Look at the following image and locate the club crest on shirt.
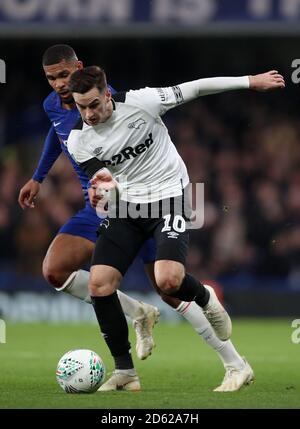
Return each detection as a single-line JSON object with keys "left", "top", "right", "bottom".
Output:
{"left": 128, "top": 118, "right": 146, "bottom": 129}
{"left": 93, "top": 147, "right": 103, "bottom": 156}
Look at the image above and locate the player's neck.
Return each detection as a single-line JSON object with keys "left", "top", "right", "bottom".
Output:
{"left": 105, "top": 101, "right": 114, "bottom": 121}
{"left": 62, "top": 100, "right": 76, "bottom": 110}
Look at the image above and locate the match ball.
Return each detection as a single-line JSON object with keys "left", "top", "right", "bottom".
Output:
{"left": 56, "top": 349, "right": 105, "bottom": 393}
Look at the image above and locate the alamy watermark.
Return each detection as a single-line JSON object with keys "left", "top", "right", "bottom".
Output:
{"left": 95, "top": 181, "right": 205, "bottom": 230}
{"left": 291, "top": 319, "right": 300, "bottom": 344}
{"left": 0, "top": 59, "right": 6, "bottom": 83}
{"left": 0, "top": 319, "right": 6, "bottom": 344}
{"left": 291, "top": 59, "right": 300, "bottom": 84}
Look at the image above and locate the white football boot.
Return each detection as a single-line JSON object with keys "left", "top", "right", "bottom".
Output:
{"left": 98, "top": 370, "right": 141, "bottom": 392}
{"left": 133, "top": 303, "right": 160, "bottom": 360}
{"left": 214, "top": 358, "right": 254, "bottom": 392}
{"left": 202, "top": 285, "right": 232, "bottom": 341}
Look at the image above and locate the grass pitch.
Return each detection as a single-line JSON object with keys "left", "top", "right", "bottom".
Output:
{"left": 0, "top": 319, "right": 299, "bottom": 409}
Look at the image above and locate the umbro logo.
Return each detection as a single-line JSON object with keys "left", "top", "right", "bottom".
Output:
{"left": 93, "top": 147, "right": 103, "bottom": 156}
{"left": 128, "top": 118, "right": 146, "bottom": 129}
{"left": 167, "top": 231, "right": 179, "bottom": 239}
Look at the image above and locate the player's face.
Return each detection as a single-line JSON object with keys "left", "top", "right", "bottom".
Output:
{"left": 73, "top": 87, "right": 112, "bottom": 126}
{"left": 44, "top": 59, "right": 83, "bottom": 105}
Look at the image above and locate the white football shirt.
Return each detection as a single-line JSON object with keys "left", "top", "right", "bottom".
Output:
{"left": 68, "top": 77, "right": 249, "bottom": 203}
{"left": 68, "top": 86, "right": 190, "bottom": 203}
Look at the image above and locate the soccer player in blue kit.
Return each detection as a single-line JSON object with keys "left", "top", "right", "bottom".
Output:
{"left": 18, "top": 45, "right": 254, "bottom": 392}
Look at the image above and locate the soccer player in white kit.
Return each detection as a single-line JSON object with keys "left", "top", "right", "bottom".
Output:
{"left": 68, "top": 66, "right": 284, "bottom": 392}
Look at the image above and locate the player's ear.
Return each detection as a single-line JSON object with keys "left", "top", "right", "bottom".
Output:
{"left": 105, "top": 88, "right": 111, "bottom": 102}
{"left": 77, "top": 61, "right": 83, "bottom": 70}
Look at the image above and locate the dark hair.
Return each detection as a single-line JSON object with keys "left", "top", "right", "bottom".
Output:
{"left": 42, "top": 44, "right": 78, "bottom": 66}
{"left": 69, "top": 66, "right": 107, "bottom": 94}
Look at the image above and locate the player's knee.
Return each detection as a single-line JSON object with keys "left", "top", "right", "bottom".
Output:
{"left": 88, "top": 279, "right": 100, "bottom": 296}
{"left": 155, "top": 272, "right": 184, "bottom": 295}
{"left": 42, "top": 257, "right": 69, "bottom": 288}
{"left": 88, "top": 281, "right": 115, "bottom": 297}
{"left": 88, "top": 271, "right": 118, "bottom": 296}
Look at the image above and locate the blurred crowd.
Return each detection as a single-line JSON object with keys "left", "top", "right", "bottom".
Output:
{"left": 0, "top": 87, "right": 299, "bottom": 292}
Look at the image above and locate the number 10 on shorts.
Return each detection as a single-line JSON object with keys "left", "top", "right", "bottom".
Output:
{"left": 162, "top": 214, "right": 186, "bottom": 233}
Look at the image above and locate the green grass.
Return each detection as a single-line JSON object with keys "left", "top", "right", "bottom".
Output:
{"left": 0, "top": 320, "right": 299, "bottom": 409}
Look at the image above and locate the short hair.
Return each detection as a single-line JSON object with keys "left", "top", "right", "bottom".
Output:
{"left": 42, "top": 44, "right": 78, "bottom": 66}
{"left": 69, "top": 66, "right": 107, "bottom": 94}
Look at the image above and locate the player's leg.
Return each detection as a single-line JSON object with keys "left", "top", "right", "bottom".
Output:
{"left": 42, "top": 206, "right": 100, "bottom": 292}
{"left": 43, "top": 209, "right": 158, "bottom": 359}
{"left": 43, "top": 231, "right": 146, "bottom": 314}
{"left": 145, "top": 262, "right": 253, "bottom": 391}
{"left": 173, "top": 297, "right": 253, "bottom": 391}
{"left": 91, "top": 214, "right": 159, "bottom": 359}
{"left": 90, "top": 263, "right": 140, "bottom": 391}
{"left": 89, "top": 217, "right": 144, "bottom": 391}
{"left": 151, "top": 203, "right": 231, "bottom": 340}
{"left": 144, "top": 242, "right": 237, "bottom": 366}
{"left": 154, "top": 227, "right": 232, "bottom": 341}
{"left": 147, "top": 263, "right": 241, "bottom": 363}
{"left": 156, "top": 265, "right": 232, "bottom": 341}
{"left": 42, "top": 232, "right": 93, "bottom": 289}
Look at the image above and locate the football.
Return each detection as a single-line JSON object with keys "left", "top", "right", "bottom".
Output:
{"left": 56, "top": 349, "right": 105, "bottom": 393}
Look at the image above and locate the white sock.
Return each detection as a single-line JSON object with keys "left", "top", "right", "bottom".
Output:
{"left": 116, "top": 290, "right": 144, "bottom": 320}
{"left": 176, "top": 301, "right": 245, "bottom": 370}
{"left": 56, "top": 270, "right": 143, "bottom": 320}
{"left": 56, "top": 270, "right": 91, "bottom": 303}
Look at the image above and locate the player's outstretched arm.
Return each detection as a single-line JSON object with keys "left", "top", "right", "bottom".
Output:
{"left": 178, "top": 70, "right": 285, "bottom": 101}
{"left": 133, "top": 71, "right": 285, "bottom": 118}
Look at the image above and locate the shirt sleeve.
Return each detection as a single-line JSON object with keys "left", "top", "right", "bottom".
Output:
{"left": 126, "top": 76, "right": 249, "bottom": 117}
{"left": 32, "top": 125, "right": 62, "bottom": 183}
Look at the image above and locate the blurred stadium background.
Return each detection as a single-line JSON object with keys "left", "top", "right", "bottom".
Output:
{"left": 0, "top": 0, "right": 299, "bottom": 323}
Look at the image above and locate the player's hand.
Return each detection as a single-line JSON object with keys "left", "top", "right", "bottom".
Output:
{"left": 18, "top": 179, "right": 40, "bottom": 209}
{"left": 90, "top": 169, "right": 122, "bottom": 215}
{"left": 88, "top": 186, "right": 103, "bottom": 208}
{"left": 249, "top": 70, "right": 285, "bottom": 91}
{"left": 90, "top": 169, "right": 118, "bottom": 192}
